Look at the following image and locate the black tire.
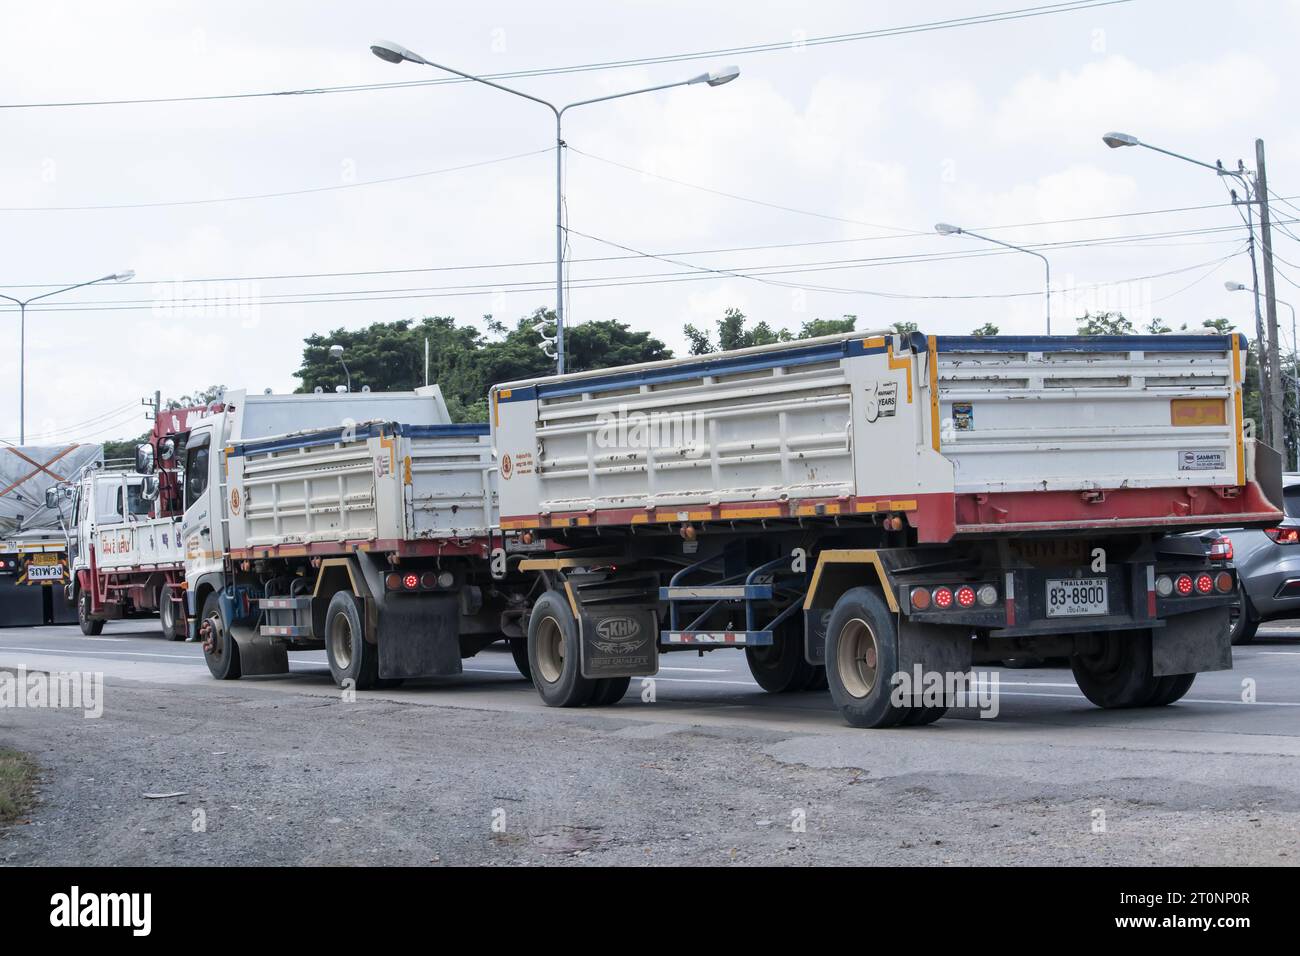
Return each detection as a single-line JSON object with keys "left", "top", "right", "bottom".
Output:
{"left": 77, "top": 588, "right": 104, "bottom": 636}
{"left": 527, "top": 590, "right": 596, "bottom": 707}
{"left": 200, "top": 591, "right": 241, "bottom": 680}
{"left": 1001, "top": 657, "right": 1045, "bottom": 669}
{"left": 159, "top": 585, "right": 183, "bottom": 641}
{"left": 902, "top": 705, "right": 948, "bottom": 725}
{"left": 825, "top": 587, "right": 910, "bottom": 728}
{"left": 1230, "top": 585, "right": 1259, "bottom": 646}
{"left": 324, "top": 590, "right": 381, "bottom": 690}
{"left": 1070, "top": 631, "right": 1161, "bottom": 708}
{"left": 509, "top": 637, "right": 533, "bottom": 682}
{"left": 588, "top": 675, "right": 632, "bottom": 706}
{"left": 802, "top": 665, "right": 829, "bottom": 692}
{"left": 1149, "top": 673, "right": 1196, "bottom": 706}
{"left": 745, "top": 612, "right": 816, "bottom": 693}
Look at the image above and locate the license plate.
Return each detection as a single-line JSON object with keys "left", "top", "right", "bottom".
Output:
{"left": 1045, "top": 578, "right": 1108, "bottom": 617}
{"left": 27, "top": 563, "right": 64, "bottom": 581}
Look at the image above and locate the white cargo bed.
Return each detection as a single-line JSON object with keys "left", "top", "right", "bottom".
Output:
{"left": 226, "top": 421, "right": 494, "bottom": 554}
{"left": 85, "top": 472, "right": 184, "bottom": 570}
{"left": 491, "top": 331, "right": 1280, "bottom": 542}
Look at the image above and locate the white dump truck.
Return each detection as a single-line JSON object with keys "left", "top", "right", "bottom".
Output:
{"left": 491, "top": 330, "right": 1283, "bottom": 727}
{"left": 139, "top": 387, "right": 531, "bottom": 686}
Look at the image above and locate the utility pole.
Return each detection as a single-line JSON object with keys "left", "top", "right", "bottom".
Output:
{"left": 1256, "top": 139, "right": 1286, "bottom": 453}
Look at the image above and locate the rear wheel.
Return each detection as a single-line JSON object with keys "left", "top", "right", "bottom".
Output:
{"left": 1070, "top": 631, "right": 1160, "bottom": 708}
{"left": 324, "top": 590, "right": 382, "bottom": 689}
{"left": 588, "top": 676, "right": 632, "bottom": 706}
{"left": 528, "top": 590, "right": 596, "bottom": 707}
{"left": 200, "top": 591, "right": 241, "bottom": 680}
{"left": 77, "top": 588, "right": 104, "bottom": 636}
{"left": 825, "top": 588, "right": 910, "bottom": 728}
{"left": 1149, "top": 673, "right": 1196, "bottom": 706}
{"left": 159, "top": 585, "right": 182, "bottom": 641}
{"left": 745, "top": 612, "right": 816, "bottom": 693}
{"left": 508, "top": 637, "right": 532, "bottom": 682}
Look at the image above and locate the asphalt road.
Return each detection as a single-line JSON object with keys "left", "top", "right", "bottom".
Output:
{"left": 1, "top": 620, "right": 1299, "bottom": 865}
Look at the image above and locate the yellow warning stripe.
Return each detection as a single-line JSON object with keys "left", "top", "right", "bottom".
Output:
{"left": 927, "top": 335, "right": 941, "bottom": 452}
{"left": 1233, "top": 336, "right": 1245, "bottom": 486}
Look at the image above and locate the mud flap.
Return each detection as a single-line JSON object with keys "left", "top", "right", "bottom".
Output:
{"left": 377, "top": 592, "right": 463, "bottom": 679}
{"left": 577, "top": 605, "right": 659, "bottom": 679}
{"left": 892, "top": 618, "right": 974, "bottom": 706}
{"left": 1152, "top": 606, "right": 1231, "bottom": 676}
{"left": 229, "top": 625, "right": 289, "bottom": 676}
{"left": 804, "top": 607, "right": 831, "bottom": 665}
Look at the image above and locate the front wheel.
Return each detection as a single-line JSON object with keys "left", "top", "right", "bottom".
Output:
{"left": 200, "top": 592, "right": 241, "bottom": 680}
{"left": 159, "top": 585, "right": 183, "bottom": 641}
{"left": 77, "top": 588, "right": 104, "bottom": 636}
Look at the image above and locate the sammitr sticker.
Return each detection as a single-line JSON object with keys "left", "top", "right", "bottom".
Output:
{"left": 953, "top": 402, "right": 974, "bottom": 431}
{"left": 1179, "top": 449, "right": 1226, "bottom": 471}
{"left": 864, "top": 381, "right": 898, "bottom": 422}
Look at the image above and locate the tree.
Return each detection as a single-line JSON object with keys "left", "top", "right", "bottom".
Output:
{"left": 1077, "top": 311, "right": 1135, "bottom": 336}
{"left": 971, "top": 322, "right": 1000, "bottom": 337}
{"left": 891, "top": 321, "right": 919, "bottom": 335}
{"left": 798, "top": 316, "right": 857, "bottom": 338}
{"left": 1144, "top": 317, "right": 1172, "bottom": 334}
{"left": 166, "top": 385, "right": 226, "bottom": 410}
{"left": 292, "top": 309, "right": 671, "bottom": 423}
{"left": 1202, "top": 317, "right": 1234, "bottom": 334}
{"left": 684, "top": 309, "right": 863, "bottom": 355}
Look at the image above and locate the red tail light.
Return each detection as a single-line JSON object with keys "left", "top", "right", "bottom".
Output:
{"left": 1209, "top": 537, "right": 1233, "bottom": 560}
{"left": 1195, "top": 573, "right": 1214, "bottom": 595}
{"left": 1265, "top": 527, "right": 1300, "bottom": 544}
{"left": 955, "top": 585, "right": 977, "bottom": 608}
{"left": 1175, "top": 574, "right": 1194, "bottom": 596}
{"left": 932, "top": 587, "right": 953, "bottom": 609}
{"left": 403, "top": 573, "right": 419, "bottom": 590}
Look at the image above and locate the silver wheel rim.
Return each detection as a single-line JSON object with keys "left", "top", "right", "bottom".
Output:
{"left": 329, "top": 611, "right": 354, "bottom": 671}
{"left": 837, "top": 618, "right": 880, "bottom": 699}
{"left": 535, "top": 616, "right": 565, "bottom": 684}
{"left": 205, "top": 611, "right": 223, "bottom": 659}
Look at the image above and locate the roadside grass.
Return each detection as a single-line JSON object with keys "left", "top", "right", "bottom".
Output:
{"left": 0, "top": 747, "right": 37, "bottom": 825}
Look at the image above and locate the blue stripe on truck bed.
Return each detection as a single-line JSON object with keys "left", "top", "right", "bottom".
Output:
{"left": 929, "top": 333, "right": 1246, "bottom": 353}
{"left": 229, "top": 422, "right": 488, "bottom": 456}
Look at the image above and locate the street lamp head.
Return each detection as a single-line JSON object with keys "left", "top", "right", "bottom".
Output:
{"left": 690, "top": 65, "right": 741, "bottom": 87}
{"left": 1225, "top": 281, "right": 1248, "bottom": 292}
{"left": 1102, "top": 131, "right": 1140, "bottom": 149}
{"left": 934, "top": 222, "right": 963, "bottom": 236}
{"left": 111, "top": 270, "right": 134, "bottom": 282}
{"left": 370, "top": 40, "right": 427, "bottom": 66}
{"left": 329, "top": 344, "right": 345, "bottom": 358}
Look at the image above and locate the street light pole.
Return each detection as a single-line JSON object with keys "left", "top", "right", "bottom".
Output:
{"left": 370, "top": 40, "right": 739, "bottom": 375}
{"left": 935, "top": 223, "right": 1051, "bottom": 333}
{"left": 1103, "top": 131, "right": 1283, "bottom": 449}
{"left": 1229, "top": 280, "right": 1298, "bottom": 468}
{"left": 0, "top": 271, "right": 134, "bottom": 444}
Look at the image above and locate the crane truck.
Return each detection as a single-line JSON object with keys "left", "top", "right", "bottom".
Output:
{"left": 490, "top": 330, "right": 1283, "bottom": 727}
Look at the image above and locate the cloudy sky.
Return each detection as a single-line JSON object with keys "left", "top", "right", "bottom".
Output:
{"left": 3, "top": 0, "right": 1299, "bottom": 445}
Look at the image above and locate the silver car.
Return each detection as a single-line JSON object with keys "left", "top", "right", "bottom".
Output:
{"left": 1211, "top": 474, "right": 1300, "bottom": 645}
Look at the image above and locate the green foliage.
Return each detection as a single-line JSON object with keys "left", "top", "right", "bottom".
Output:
{"left": 971, "top": 322, "right": 1000, "bottom": 337}
{"left": 1076, "top": 311, "right": 1135, "bottom": 336}
{"left": 685, "top": 309, "right": 858, "bottom": 355}
{"left": 292, "top": 308, "right": 670, "bottom": 423}
{"left": 165, "top": 385, "right": 226, "bottom": 410}
{"left": 891, "top": 321, "right": 919, "bottom": 334}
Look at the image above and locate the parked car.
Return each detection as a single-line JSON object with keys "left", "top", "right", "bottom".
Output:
{"left": 1204, "top": 474, "right": 1300, "bottom": 645}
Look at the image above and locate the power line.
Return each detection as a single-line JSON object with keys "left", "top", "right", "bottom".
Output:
{"left": 0, "top": 208, "right": 1274, "bottom": 295}
{"left": 0, "top": 148, "right": 551, "bottom": 212}
{"left": 0, "top": 2, "right": 1135, "bottom": 111}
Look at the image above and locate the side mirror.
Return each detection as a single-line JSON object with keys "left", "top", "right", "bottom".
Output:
{"left": 140, "top": 475, "right": 160, "bottom": 502}
{"left": 135, "top": 443, "right": 155, "bottom": 475}
{"left": 45, "top": 488, "right": 59, "bottom": 510}
{"left": 159, "top": 437, "right": 176, "bottom": 461}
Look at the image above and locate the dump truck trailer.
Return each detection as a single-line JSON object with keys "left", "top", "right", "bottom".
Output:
{"left": 148, "top": 387, "right": 531, "bottom": 686}
{"left": 490, "top": 330, "right": 1283, "bottom": 727}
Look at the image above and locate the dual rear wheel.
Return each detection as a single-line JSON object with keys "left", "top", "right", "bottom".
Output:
{"left": 526, "top": 590, "right": 630, "bottom": 707}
